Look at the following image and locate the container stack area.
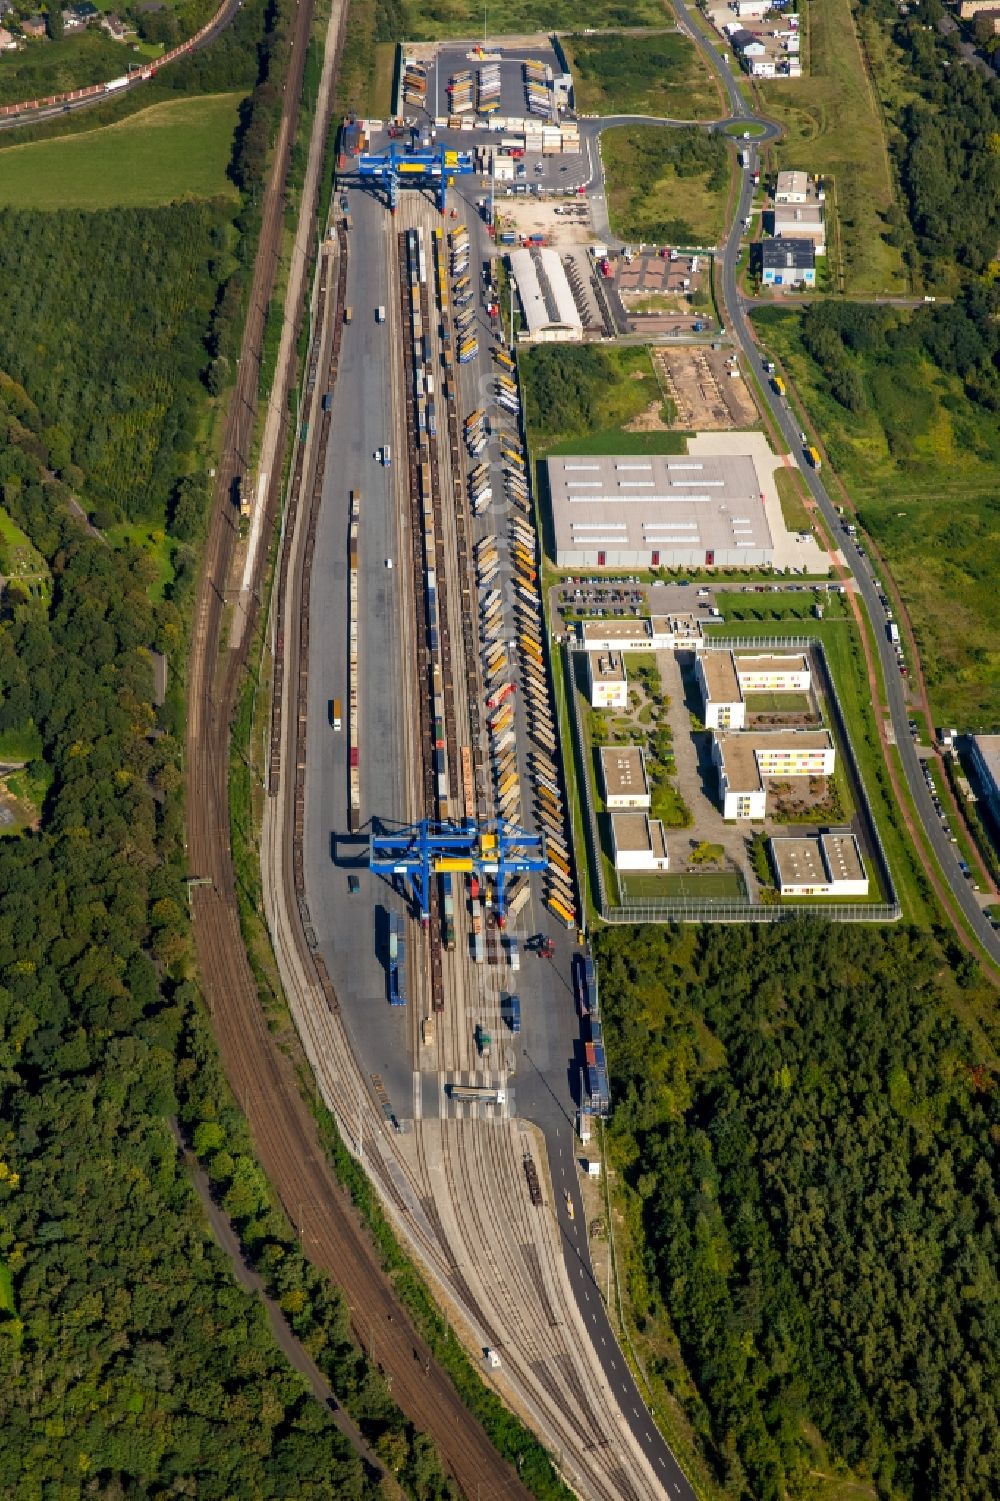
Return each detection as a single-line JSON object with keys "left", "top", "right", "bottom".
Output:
{"left": 402, "top": 59, "right": 426, "bottom": 109}
{"left": 447, "top": 68, "right": 474, "bottom": 114}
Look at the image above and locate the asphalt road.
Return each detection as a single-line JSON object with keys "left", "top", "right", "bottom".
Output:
{"left": 675, "top": 0, "right": 1000, "bottom": 964}
{"left": 717, "top": 188, "right": 1000, "bottom": 961}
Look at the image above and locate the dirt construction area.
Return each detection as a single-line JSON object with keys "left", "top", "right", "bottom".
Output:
{"left": 654, "top": 347, "right": 758, "bottom": 429}
{"left": 497, "top": 197, "right": 593, "bottom": 247}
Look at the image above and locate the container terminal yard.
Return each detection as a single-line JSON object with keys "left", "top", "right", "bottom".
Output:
{"left": 277, "top": 113, "right": 697, "bottom": 1500}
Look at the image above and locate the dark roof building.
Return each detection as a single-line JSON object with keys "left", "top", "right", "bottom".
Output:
{"left": 759, "top": 237, "right": 815, "bottom": 272}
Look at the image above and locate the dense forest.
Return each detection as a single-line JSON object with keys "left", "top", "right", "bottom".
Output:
{"left": 798, "top": 288, "right": 1000, "bottom": 419}
{"left": 595, "top": 923, "right": 999, "bottom": 1501}
{"left": 0, "top": 0, "right": 459, "bottom": 1490}
{"left": 858, "top": 0, "right": 1000, "bottom": 281}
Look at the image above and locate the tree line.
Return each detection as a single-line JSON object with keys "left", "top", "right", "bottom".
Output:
{"left": 593, "top": 922, "right": 999, "bottom": 1500}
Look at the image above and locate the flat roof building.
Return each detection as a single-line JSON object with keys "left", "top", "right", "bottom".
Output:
{"left": 775, "top": 169, "right": 809, "bottom": 203}
{"left": 697, "top": 651, "right": 745, "bottom": 730}
{"left": 609, "top": 810, "right": 669, "bottom": 871}
{"left": 697, "top": 649, "right": 812, "bottom": 728}
{"left": 587, "top": 650, "right": 628, "bottom": 708}
{"left": 579, "top": 615, "right": 704, "bottom": 653}
{"left": 712, "top": 729, "right": 835, "bottom": 819}
{"left": 508, "top": 248, "right": 583, "bottom": 343}
{"left": 772, "top": 203, "right": 826, "bottom": 254}
{"left": 548, "top": 453, "right": 774, "bottom": 569}
{"left": 771, "top": 831, "right": 868, "bottom": 896}
{"left": 600, "top": 746, "right": 650, "bottom": 809}
{"left": 758, "top": 237, "right": 816, "bottom": 286}
{"left": 968, "top": 734, "right": 1000, "bottom": 823}
{"left": 736, "top": 652, "right": 811, "bottom": 692}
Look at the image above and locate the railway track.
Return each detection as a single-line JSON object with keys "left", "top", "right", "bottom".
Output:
{"left": 184, "top": 1, "right": 537, "bottom": 1493}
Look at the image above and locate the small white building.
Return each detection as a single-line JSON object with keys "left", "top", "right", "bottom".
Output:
{"left": 713, "top": 730, "right": 836, "bottom": 819}
{"left": 775, "top": 169, "right": 809, "bottom": 204}
{"left": 773, "top": 203, "right": 826, "bottom": 256}
{"left": 697, "top": 650, "right": 811, "bottom": 727}
{"left": 771, "top": 832, "right": 869, "bottom": 896}
{"left": 732, "top": 0, "right": 769, "bottom": 15}
{"left": 736, "top": 652, "right": 811, "bottom": 693}
{"left": 579, "top": 615, "right": 703, "bottom": 654}
{"left": 600, "top": 746, "right": 650, "bottom": 810}
{"left": 609, "top": 811, "right": 670, "bottom": 872}
{"left": 696, "top": 651, "right": 746, "bottom": 730}
{"left": 587, "top": 651, "right": 628, "bottom": 709}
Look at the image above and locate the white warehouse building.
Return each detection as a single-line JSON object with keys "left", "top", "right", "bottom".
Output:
{"left": 507, "top": 248, "right": 583, "bottom": 343}
{"left": 547, "top": 453, "right": 774, "bottom": 568}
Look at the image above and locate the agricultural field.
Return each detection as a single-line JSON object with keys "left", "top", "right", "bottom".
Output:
{"left": 403, "top": 0, "right": 666, "bottom": 39}
{"left": 0, "top": 93, "right": 241, "bottom": 210}
{"left": 764, "top": 0, "right": 907, "bottom": 294}
{"left": 601, "top": 126, "right": 730, "bottom": 247}
{"left": 563, "top": 31, "right": 723, "bottom": 120}
{"left": 754, "top": 306, "right": 1000, "bottom": 729}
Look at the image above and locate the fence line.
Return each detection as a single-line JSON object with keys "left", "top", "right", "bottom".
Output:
{"left": 561, "top": 637, "right": 901, "bottom": 925}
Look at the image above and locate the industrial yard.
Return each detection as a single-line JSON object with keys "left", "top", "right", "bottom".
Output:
{"left": 277, "top": 86, "right": 700, "bottom": 1493}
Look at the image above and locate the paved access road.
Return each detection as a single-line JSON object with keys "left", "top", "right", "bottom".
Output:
{"left": 687, "top": 0, "right": 1000, "bottom": 963}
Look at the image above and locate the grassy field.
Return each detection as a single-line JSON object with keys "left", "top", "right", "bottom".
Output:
{"left": 522, "top": 343, "right": 685, "bottom": 456}
{"left": 763, "top": 0, "right": 907, "bottom": 294}
{"left": 774, "top": 465, "right": 812, "bottom": 531}
{"left": 719, "top": 588, "right": 848, "bottom": 622}
{"left": 743, "top": 690, "right": 812, "bottom": 713}
{"left": 0, "top": 30, "right": 126, "bottom": 107}
{"left": 0, "top": 504, "right": 48, "bottom": 589}
{"left": 754, "top": 309, "right": 1000, "bottom": 728}
{"left": 563, "top": 31, "right": 722, "bottom": 120}
{"left": 0, "top": 93, "right": 241, "bottom": 210}
{"left": 621, "top": 869, "right": 746, "bottom": 899}
{"left": 404, "top": 0, "right": 666, "bottom": 38}
{"left": 602, "top": 126, "right": 730, "bottom": 247}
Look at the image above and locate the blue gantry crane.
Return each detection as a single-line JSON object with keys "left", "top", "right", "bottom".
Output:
{"left": 369, "top": 819, "right": 547, "bottom": 927}
{"left": 357, "top": 143, "right": 476, "bottom": 213}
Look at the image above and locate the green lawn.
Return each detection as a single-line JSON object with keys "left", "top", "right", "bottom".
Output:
{"left": 763, "top": 0, "right": 906, "bottom": 294}
{"left": 0, "top": 93, "right": 241, "bottom": 210}
{"left": 719, "top": 589, "right": 848, "bottom": 622}
{"left": 620, "top": 869, "right": 747, "bottom": 899}
{"left": 403, "top": 0, "right": 667, "bottom": 38}
{"left": 0, "top": 503, "right": 48, "bottom": 587}
{"left": 743, "top": 690, "right": 813, "bottom": 713}
{"left": 774, "top": 465, "right": 812, "bottom": 532}
{"left": 601, "top": 125, "right": 730, "bottom": 247}
{"left": 563, "top": 31, "right": 722, "bottom": 120}
{"left": 753, "top": 308, "right": 1000, "bottom": 728}
{"left": 547, "top": 427, "right": 690, "bottom": 457}
{"left": 0, "top": 725, "right": 42, "bottom": 762}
